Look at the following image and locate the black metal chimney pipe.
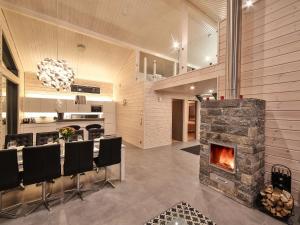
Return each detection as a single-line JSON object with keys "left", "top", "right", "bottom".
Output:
{"left": 225, "top": 0, "right": 242, "bottom": 99}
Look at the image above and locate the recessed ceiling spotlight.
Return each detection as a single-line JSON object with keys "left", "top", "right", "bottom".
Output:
{"left": 245, "top": 0, "right": 253, "bottom": 7}
{"left": 205, "top": 56, "right": 211, "bottom": 62}
{"left": 173, "top": 41, "right": 180, "bottom": 50}
{"left": 190, "top": 85, "right": 195, "bottom": 90}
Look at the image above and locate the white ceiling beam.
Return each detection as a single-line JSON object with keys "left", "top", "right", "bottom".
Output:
{"left": 0, "top": 0, "right": 179, "bottom": 63}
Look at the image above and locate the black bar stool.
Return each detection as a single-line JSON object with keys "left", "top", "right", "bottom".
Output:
{"left": 87, "top": 128, "right": 104, "bottom": 140}
{"left": 5, "top": 133, "right": 33, "bottom": 148}
{"left": 0, "top": 149, "right": 22, "bottom": 219}
{"left": 22, "top": 144, "right": 61, "bottom": 215}
{"left": 63, "top": 141, "right": 95, "bottom": 202}
{"left": 36, "top": 131, "right": 59, "bottom": 145}
{"left": 94, "top": 137, "right": 122, "bottom": 188}
{"left": 70, "top": 130, "right": 84, "bottom": 142}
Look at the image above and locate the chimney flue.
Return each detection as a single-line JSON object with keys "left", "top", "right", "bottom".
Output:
{"left": 225, "top": 0, "right": 242, "bottom": 99}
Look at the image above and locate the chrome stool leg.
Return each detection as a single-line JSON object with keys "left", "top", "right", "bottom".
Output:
{"left": 25, "top": 182, "right": 61, "bottom": 216}
{"left": 0, "top": 191, "right": 22, "bottom": 219}
{"left": 64, "top": 174, "right": 95, "bottom": 203}
{"left": 94, "top": 167, "right": 118, "bottom": 189}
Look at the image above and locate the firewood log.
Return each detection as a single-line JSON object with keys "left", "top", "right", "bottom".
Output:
{"left": 284, "top": 199, "right": 293, "bottom": 210}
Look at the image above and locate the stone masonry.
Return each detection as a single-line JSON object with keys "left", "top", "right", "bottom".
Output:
{"left": 199, "top": 98, "right": 265, "bottom": 207}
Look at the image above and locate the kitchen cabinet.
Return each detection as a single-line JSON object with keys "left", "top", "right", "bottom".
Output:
{"left": 66, "top": 100, "right": 78, "bottom": 112}
{"left": 78, "top": 103, "right": 91, "bottom": 112}
{"left": 39, "top": 99, "right": 57, "bottom": 112}
{"left": 24, "top": 98, "right": 41, "bottom": 112}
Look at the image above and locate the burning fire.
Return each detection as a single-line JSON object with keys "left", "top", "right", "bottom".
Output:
{"left": 210, "top": 144, "right": 235, "bottom": 171}
{"left": 218, "top": 148, "right": 234, "bottom": 169}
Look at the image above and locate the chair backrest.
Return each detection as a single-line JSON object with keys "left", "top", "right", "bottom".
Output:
{"left": 96, "top": 137, "right": 122, "bottom": 167}
{"left": 68, "top": 125, "right": 81, "bottom": 131}
{"left": 85, "top": 124, "right": 102, "bottom": 131}
{"left": 70, "top": 130, "right": 84, "bottom": 142}
{"left": 5, "top": 133, "right": 33, "bottom": 148}
{"left": 22, "top": 144, "right": 61, "bottom": 185}
{"left": 88, "top": 128, "right": 104, "bottom": 140}
{"left": 64, "top": 140, "right": 94, "bottom": 176}
{"left": 36, "top": 131, "right": 59, "bottom": 146}
{"left": 0, "top": 149, "right": 20, "bottom": 191}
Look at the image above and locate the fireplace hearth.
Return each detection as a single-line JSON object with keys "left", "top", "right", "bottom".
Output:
{"left": 199, "top": 99, "right": 265, "bottom": 207}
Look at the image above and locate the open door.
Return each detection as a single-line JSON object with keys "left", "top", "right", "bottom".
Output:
{"left": 172, "top": 99, "right": 184, "bottom": 141}
{"left": 187, "top": 100, "right": 197, "bottom": 141}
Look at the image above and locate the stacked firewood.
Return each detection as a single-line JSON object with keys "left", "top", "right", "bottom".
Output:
{"left": 260, "top": 185, "right": 293, "bottom": 218}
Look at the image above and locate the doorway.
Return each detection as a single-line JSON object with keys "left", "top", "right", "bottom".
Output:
{"left": 187, "top": 100, "right": 197, "bottom": 141}
{"left": 172, "top": 99, "right": 184, "bottom": 141}
{"left": 6, "top": 79, "right": 18, "bottom": 134}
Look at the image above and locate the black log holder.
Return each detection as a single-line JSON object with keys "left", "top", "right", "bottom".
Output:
{"left": 256, "top": 164, "right": 294, "bottom": 224}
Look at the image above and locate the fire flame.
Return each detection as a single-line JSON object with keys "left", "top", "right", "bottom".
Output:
{"left": 218, "top": 148, "right": 234, "bottom": 169}
{"left": 210, "top": 144, "right": 235, "bottom": 171}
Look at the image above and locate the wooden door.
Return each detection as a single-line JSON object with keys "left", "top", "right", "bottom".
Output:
{"left": 172, "top": 99, "right": 184, "bottom": 141}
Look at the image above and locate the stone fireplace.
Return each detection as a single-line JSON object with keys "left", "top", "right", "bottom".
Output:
{"left": 199, "top": 99, "right": 265, "bottom": 207}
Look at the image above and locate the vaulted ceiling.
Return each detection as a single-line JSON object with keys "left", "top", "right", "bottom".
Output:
{"left": 0, "top": 0, "right": 227, "bottom": 82}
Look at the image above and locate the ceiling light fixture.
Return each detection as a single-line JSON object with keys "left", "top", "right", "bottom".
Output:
{"left": 36, "top": 0, "right": 75, "bottom": 91}
{"left": 245, "top": 0, "right": 253, "bottom": 7}
{"left": 205, "top": 56, "right": 211, "bottom": 62}
{"left": 173, "top": 41, "right": 180, "bottom": 50}
{"left": 37, "top": 58, "right": 75, "bottom": 91}
{"left": 190, "top": 85, "right": 195, "bottom": 90}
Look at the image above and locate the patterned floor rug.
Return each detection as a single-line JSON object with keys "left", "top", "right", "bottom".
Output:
{"left": 144, "top": 202, "right": 216, "bottom": 225}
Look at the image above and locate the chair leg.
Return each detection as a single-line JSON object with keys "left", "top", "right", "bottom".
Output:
{"left": 94, "top": 167, "right": 118, "bottom": 189}
{"left": 24, "top": 182, "right": 60, "bottom": 216}
{"left": 0, "top": 191, "right": 22, "bottom": 219}
{"left": 64, "top": 174, "right": 95, "bottom": 203}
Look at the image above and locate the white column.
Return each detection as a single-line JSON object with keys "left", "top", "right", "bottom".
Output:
{"left": 179, "top": 2, "right": 188, "bottom": 75}
{"left": 153, "top": 60, "right": 157, "bottom": 76}
{"left": 173, "top": 61, "right": 177, "bottom": 76}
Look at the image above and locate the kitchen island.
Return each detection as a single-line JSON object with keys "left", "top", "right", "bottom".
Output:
{"left": 20, "top": 118, "right": 115, "bottom": 143}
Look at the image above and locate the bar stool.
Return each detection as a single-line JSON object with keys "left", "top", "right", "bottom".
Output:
{"left": 36, "top": 131, "right": 59, "bottom": 145}
{"left": 70, "top": 130, "right": 84, "bottom": 142}
{"left": 94, "top": 137, "right": 122, "bottom": 188}
{"left": 68, "top": 125, "right": 81, "bottom": 131}
{"left": 22, "top": 144, "right": 61, "bottom": 215}
{"left": 63, "top": 141, "right": 95, "bottom": 202}
{"left": 0, "top": 149, "right": 22, "bottom": 218}
{"left": 5, "top": 133, "right": 33, "bottom": 148}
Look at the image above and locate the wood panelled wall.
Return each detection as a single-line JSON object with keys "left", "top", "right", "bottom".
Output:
{"left": 219, "top": 0, "right": 300, "bottom": 204}
{"left": 114, "top": 51, "right": 145, "bottom": 148}
{"left": 24, "top": 73, "right": 113, "bottom": 98}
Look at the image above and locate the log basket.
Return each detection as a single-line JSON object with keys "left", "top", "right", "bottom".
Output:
{"left": 256, "top": 164, "right": 294, "bottom": 224}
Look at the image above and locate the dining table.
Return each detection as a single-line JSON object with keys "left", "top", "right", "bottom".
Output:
{"left": 9, "top": 136, "right": 126, "bottom": 181}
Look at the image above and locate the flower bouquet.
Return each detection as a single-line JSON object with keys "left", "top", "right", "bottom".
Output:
{"left": 59, "top": 127, "right": 75, "bottom": 142}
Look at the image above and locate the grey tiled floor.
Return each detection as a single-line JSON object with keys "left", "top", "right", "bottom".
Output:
{"left": 0, "top": 141, "right": 291, "bottom": 225}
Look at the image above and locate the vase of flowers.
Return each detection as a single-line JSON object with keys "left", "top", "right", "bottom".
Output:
{"left": 59, "top": 127, "right": 75, "bottom": 142}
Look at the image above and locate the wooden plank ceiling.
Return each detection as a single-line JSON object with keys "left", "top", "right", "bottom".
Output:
{"left": 1, "top": 0, "right": 227, "bottom": 81}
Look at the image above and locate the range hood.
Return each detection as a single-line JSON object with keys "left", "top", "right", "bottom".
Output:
{"left": 75, "top": 95, "right": 86, "bottom": 104}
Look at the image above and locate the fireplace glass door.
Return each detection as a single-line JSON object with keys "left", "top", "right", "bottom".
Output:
{"left": 209, "top": 143, "right": 236, "bottom": 173}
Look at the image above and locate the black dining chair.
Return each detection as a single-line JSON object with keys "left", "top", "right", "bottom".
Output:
{"left": 36, "top": 131, "right": 59, "bottom": 146}
{"left": 5, "top": 133, "right": 33, "bottom": 149}
{"left": 0, "top": 149, "right": 22, "bottom": 218}
{"left": 87, "top": 128, "right": 104, "bottom": 140}
{"left": 22, "top": 144, "right": 61, "bottom": 215}
{"left": 94, "top": 137, "right": 122, "bottom": 188}
{"left": 70, "top": 130, "right": 84, "bottom": 142}
{"left": 63, "top": 141, "right": 95, "bottom": 202}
